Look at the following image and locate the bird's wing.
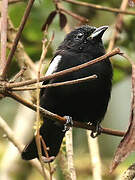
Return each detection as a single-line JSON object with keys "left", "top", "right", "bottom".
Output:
{"left": 40, "top": 54, "right": 62, "bottom": 97}
{"left": 45, "top": 55, "right": 62, "bottom": 76}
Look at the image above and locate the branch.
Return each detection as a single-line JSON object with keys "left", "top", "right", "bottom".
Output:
{"left": 0, "top": 48, "right": 126, "bottom": 137}
{"left": 0, "top": 0, "right": 35, "bottom": 79}
{"left": 35, "top": 40, "right": 46, "bottom": 180}
{"left": 7, "top": 18, "right": 37, "bottom": 73}
{"left": 8, "top": 0, "right": 24, "bottom": 4}
{"left": 9, "top": 66, "right": 27, "bottom": 83}
{"left": 5, "top": 91, "right": 125, "bottom": 137}
{"left": 101, "top": 127, "right": 125, "bottom": 137}
{"left": 35, "top": 32, "right": 54, "bottom": 179}
{"left": 0, "top": 47, "right": 125, "bottom": 138}
{"left": 53, "top": 0, "right": 71, "bottom": 33}
{"left": 63, "top": 0, "right": 135, "bottom": 16}
{"left": 107, "top": 0, "right": 128, "bottom": 52}
{"left": 120, "top": 52, "right": 135, "bottom": 66}
{"left": 1, "top": 48, "right": 120, "bottom": 89}
{"left": 10, "top": 75, "right": 97, "bottom": 91}
{"left": 0, "top": 0, "right": 8, "bottom": 80}
{"left": 59, "top": 7, "right": 88, "bottom": 23}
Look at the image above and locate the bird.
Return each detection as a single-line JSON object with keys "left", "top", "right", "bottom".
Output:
{"left": 21, "top": 25, "right": 113, "bottom": 161}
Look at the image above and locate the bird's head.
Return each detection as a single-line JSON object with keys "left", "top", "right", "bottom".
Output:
{"left": 58, "top": 25, "right": 108, "bottom": 54}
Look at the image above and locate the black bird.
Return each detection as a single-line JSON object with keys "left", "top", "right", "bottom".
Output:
{"left": 21, "top": 25, "right": 113, "bottom": 161}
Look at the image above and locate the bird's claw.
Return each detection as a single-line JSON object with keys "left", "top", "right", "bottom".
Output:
{"left": 90, "top": 122, "right": 102, "bottom": 138}
{"left": 42, "top": 156, "right": 55, "bottom": 163}
{"left": 63, "top": 116, "right": 73, "bottom": 132}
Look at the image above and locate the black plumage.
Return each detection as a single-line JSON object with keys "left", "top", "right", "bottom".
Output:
{"left": 21, "top": 25, "right": 113, "bottom": 161}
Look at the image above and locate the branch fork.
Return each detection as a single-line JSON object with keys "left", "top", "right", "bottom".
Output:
{"left": 0, "top": 48, "right": 126, "bottom": 138}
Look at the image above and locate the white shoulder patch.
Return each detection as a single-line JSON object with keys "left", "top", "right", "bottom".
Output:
{"left": 45, "top": 55, "right": 62, "bottom": 76}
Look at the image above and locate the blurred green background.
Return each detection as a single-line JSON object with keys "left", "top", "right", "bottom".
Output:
{"left": 0, "top": 0, "right": 135, "bottom": 179}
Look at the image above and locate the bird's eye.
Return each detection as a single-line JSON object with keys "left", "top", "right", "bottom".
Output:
{"left": 75, "top": 33, "right": 84, "bottom": 40}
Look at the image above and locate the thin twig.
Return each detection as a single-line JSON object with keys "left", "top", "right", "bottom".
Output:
{"left": 63, "top": 0, "right": 135, "bottom": 16}
{"left": 1, "top": 48, "right": 120, "bottom": 89}
{"left": 66, "top": 128, "right": 77, "bottom": 180}
{"left": 53, "top": 0, "right": 71, "bottom": 33}
{"left": 60, "top": 7, "right": 88, "bottom": 23}
{"left": 35, "top": 72, "right": 46, "bottom": 178}
{"left": 40, "top": 136, "right": 54, "bottom": 177}
{"left": 113, "top": 62, "right": 131, "bottom": 75}
{"left": 0, "top": 0, "right": 8, "bottom": 80}
{"left": 100, "top": 127, "right": 125, "bottom": 137}
{"left": 5, "top": 91, "right": 125, "bottom": 137}
{"left": 35, "top": 123, "right": 47, "bottom": 179}
{"left": 120, "top": 53, "right": 135, "bottom": 66}
{"left": 10, "top": 75, "right": 97, "bottom": 91}
{"left": 87, "top": 131, "right": 102, "bottom": 180}
{"left": 35, "top": 32, "right": 54, "bottom": 180}
{"left": 1, "top": 0, "right": 35, "bottom": 79}
{"left": 8, "top": 0, "right": 24, "bottom": 4}
{"left": 9, "top": 66, "right": 27, "bottom": 83}
{"left": 107, "top": 0, "right": 128, "bottom": 52}
{"left": 35, "top": 32, "right": 52, "bottom": 180}
{"left": 7, "top": 18, "right": 37, "bottom": 73}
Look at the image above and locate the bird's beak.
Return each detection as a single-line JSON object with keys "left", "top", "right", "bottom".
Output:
{"left": 88, "top": 26, "right": 108, "bottom": 39}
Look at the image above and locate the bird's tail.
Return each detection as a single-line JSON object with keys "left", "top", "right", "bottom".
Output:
{"left": 21, "top": 119, "right": 65, "bottom": 160}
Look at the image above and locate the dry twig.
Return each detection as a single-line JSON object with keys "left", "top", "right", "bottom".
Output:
{"left": 35, "top": 40, "right": 47, "bottom": 180}
{"left": 108, "top": 0, "right": 129, "bottom": 52}
{"left": 59, "top": 7, "right": 88, "bottom": 23}
{"left": 0, "top": 0, "right": 8, "bottom": 79}
{"left": 0, "top": 49, "right": 126, "bottom": 138}
{"left": 63, "top": 0, "right": 135, "bottom": 16}
{"left": 0, "top": 47, "right": 126, "bottom": 139}
{"left": 5, "top": 90, "right": 125, "bottom": 137}
{"left": 7, "top": 18, "right": 37, "bottom": 73}
{"left": 9, "top": 66, "right": 27, "bottom": 83}
{"left": 0, "top": 47, "right": 120, "bottom": 89}
{"left": 35, "top": 32, "right": 54, "bottom": 180}
{"left": 10, "top": 75, "right": 97, "bottom": 91}
{"left": 1, "top": 0, "right": 35, "bottom": 79}
{"left": 8, "top": 0, "right": 23, "bottom": 4}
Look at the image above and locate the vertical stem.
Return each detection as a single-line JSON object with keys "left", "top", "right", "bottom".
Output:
{"left": 0, "top": 0, "right": 35, "bottom": 79}
{"left": 0, "top": 0, "right": 8, "bottom": 80}
{"left": 107, "top": 0, "right": 128, "bottom": 52}
{"left": 66, "top": 128, "right": 77, "bottom": 180}
{"left": 87, "top": 131, "right": 102, "bottom": 180}
{"left": 35, "top": 33, "right": 54, "bottom": 180}
{"left": 35, "top": 40, "right": 47, "bottom": 179}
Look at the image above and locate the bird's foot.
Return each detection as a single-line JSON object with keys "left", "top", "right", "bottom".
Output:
{"left": 63, "top": 116, "right": 73, "bottom": 132}
{"left": 90, "top": 122, "right": 102, "bottom": 138}
{"left": 42, "top": 156, "right": 55, "bottom": 163}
